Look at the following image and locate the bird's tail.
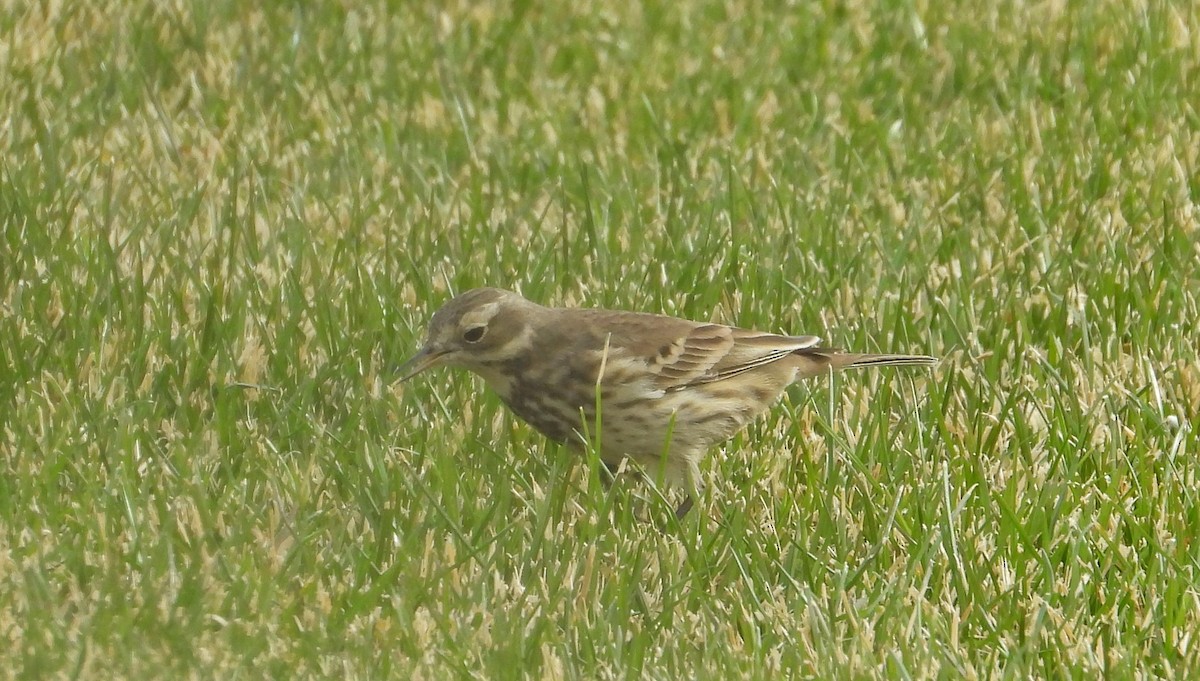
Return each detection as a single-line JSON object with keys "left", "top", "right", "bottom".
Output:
{"left": 789, "top": 348, "right": 937, "bottom": 379}
{"left": 839, "top": 353, "right": 939, "bottom": 369}
{"left": 793, "top": 348, "right": 938, "bottom": 375}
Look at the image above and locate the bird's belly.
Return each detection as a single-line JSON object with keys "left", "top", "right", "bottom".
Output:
{"left": 496, "top": 386, "right": 775, "bottom": 495}
{"left": 489, "top": 369, "right": 787, "bottom": 468}
{"left": 601, "top": 391, "right": 758, "bottom": 458}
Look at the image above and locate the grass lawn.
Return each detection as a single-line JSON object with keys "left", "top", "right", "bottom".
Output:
{"left": 3, "top": 0, "right": 1198, "bottom": 678}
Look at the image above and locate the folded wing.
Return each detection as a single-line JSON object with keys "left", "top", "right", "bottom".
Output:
{"left": 652, "top": 324, "right": 821, "bottom": 392}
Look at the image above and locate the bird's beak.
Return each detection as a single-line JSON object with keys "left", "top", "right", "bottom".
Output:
{"left": 396, "top": 345, "right": 447, "bottom": 382}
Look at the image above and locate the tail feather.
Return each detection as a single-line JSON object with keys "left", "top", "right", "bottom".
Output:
{"left": 793, "top": 348, "right": 938, "bottom": 375}
{"left": 841, "top": 353, "right": 939, "bottom": 369}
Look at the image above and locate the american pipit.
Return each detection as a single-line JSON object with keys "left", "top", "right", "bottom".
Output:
{"left": 399, "top": 287, "right": 936, "bottom": 517}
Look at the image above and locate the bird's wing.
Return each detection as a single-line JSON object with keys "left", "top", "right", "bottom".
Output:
{"left": 651, "top": 324, "right": 821, "bottom": 391}
{"left": 576, "top": 310, "right": 822, "bottom": 392}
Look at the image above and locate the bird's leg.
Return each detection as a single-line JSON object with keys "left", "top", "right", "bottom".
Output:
{"left": 600, "top": 460, "right": 621, "bottom": 488}
{"left": 671, "top": 457, "right": 703, "bottom": 520}
{"left": 673, "top": 496, "right": 694, "bottom": 518}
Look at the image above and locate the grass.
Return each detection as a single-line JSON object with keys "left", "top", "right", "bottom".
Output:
{"left": 2, "top": 0, "right": 1198, "bottom": 678}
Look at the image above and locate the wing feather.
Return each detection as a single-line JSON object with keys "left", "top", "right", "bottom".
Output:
{"left": 570, "top": 309, "right": 826, "bottom": 393}
{"left": 652, "top": 325, "right": 822, "bottom": 391}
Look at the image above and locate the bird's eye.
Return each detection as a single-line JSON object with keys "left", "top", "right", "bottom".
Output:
{"left": 462, "top": 326, "right": 486, "bottom": 343}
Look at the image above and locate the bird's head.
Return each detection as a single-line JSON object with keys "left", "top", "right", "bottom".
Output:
{"left": 397, "top": 287, "right": 535, "bottom": 380}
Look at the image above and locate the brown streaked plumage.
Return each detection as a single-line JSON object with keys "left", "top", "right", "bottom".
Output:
{"left": 398, "top": 287, "right": 936, "bottom": 517}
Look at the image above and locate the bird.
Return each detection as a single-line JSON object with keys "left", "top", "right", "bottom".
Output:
{"left": 397, "top": 287, "right": 936, "bottom": 518}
